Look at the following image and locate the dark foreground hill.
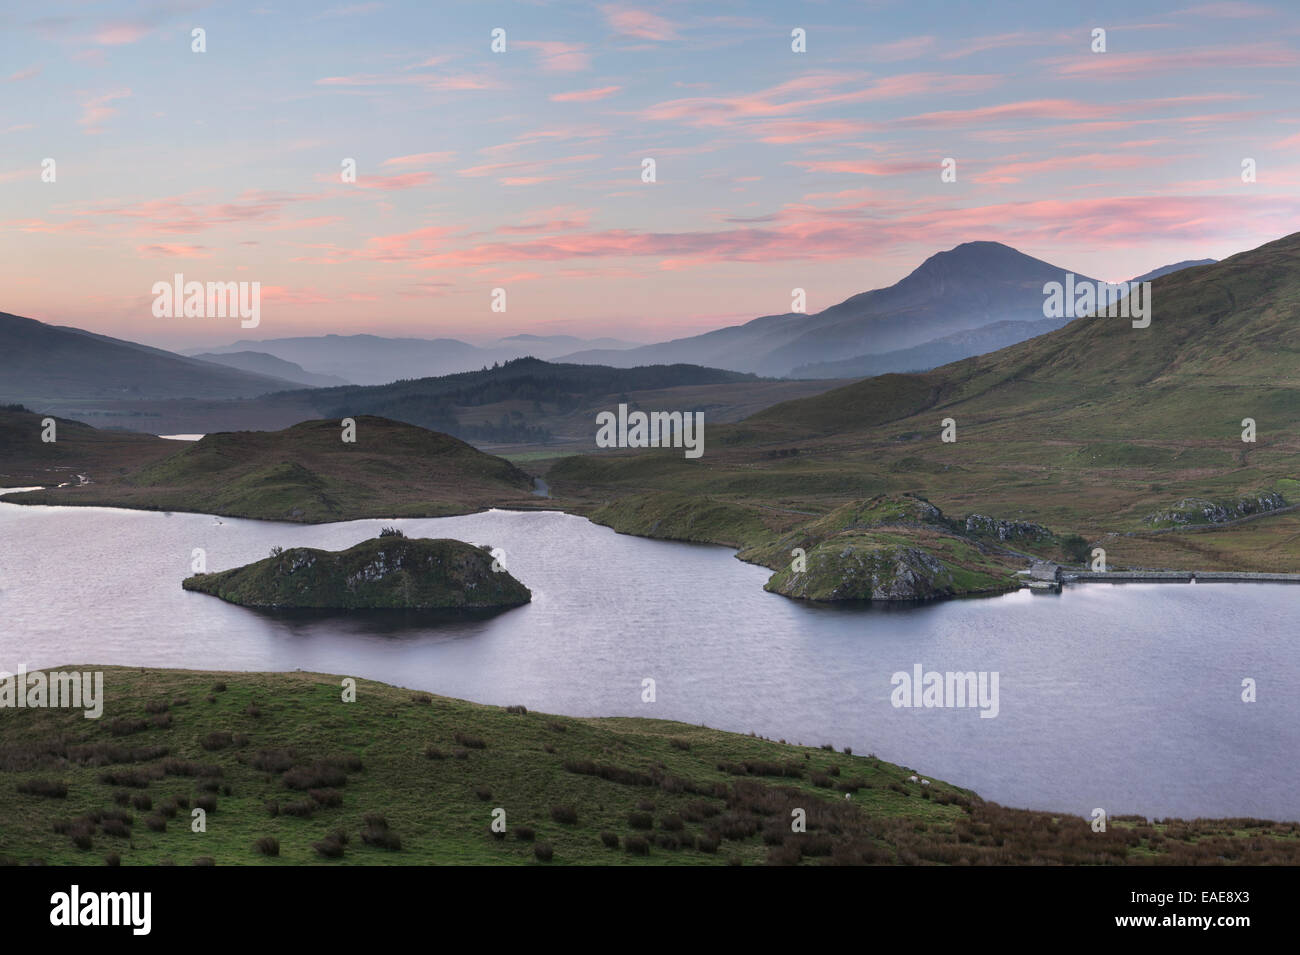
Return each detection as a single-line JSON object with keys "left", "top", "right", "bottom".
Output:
{"left": 2, "top": 415, "right": 537, "bottom": 521}
{"left": 2, "top": 668, "right": 1295, "bottom": 865}
{"left": 0, "top": 312, "right": 299, "bottom": 401}
{"left": 183, "top": 535, "right": 531, "bottom": 610}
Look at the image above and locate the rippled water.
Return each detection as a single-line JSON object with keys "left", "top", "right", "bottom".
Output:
{"left": 1, "top": 495, "right": 1296, "bottom": 821}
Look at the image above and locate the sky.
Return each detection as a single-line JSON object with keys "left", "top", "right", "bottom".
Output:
{"left": 2, "top": 0, "right": 1300, "bottom": 350}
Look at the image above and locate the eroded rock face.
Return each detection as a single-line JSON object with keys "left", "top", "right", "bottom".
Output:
{"left": 963, "top": 513, "right": 1051, "bottom": 542}
{"left": 182, "top": 536, "right": 531, "bottom": 610}
{"left": 1144, "top": 491, "right": 1287, "bottom": 527}
{"left": 764, "top": 541, "right": 956, "bottom": 602}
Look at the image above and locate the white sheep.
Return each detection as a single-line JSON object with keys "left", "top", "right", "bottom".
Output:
{"left": 908, "top": 775, "right": 919, "bottom": 783}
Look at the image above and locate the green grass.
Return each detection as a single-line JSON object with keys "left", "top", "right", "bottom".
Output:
{"left": 3, "top": 668, "right": 1298, "bottom": 866}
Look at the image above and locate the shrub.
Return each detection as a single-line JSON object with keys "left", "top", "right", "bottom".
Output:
{"left": 309, "top": 788, "right": 343, "bottom": 807}
{"left": 254, "top": 837, "right": 279, "bottom": 857}
{"left": 504, "top": 704, "right": 528, "bottom": 715}
{"left": 281, "top": 800, "right": 314, "bottom": 818}
{"left": 513, "top": 826, "right": 535, "bottom": 842}
{"left": 313, "top": 839, "right": 344, "bottom": 859}
{"left": 145, "top": 815, "right": 166, "bottom": 832}
{"left": 423, "top": 745, "right": 446, "bottom": 760}
{"left": 211, "top": 683, "right": 227, "bottom": 693}
{"left": 453, "top": 732, "right": 486, "bottom": 749}
{"left": 105, "top": 853, "right": 121, "bottom": 867}
{"left": 194, "top": 795, "right": 217, "bottom": 813}
{"left": 131, "top": 794, "right": 152, "bottom": 811}
{"left": 101, "top": 819, "right": 130, "bottom": 838}
{"left": 410, "top": 692, "right": 432, "bottom": 705}
{"left": 474, "top": 786, "right": 492, "bottom": 801}
{"left": 160, "top": 759, "right": 223, "bottom": 778}
{"left": 670, "top": 738, "right": 691, "bottom": 751}
{"left": 144, "top": 701, "right": 169, "bottom": 715}
{"left": 533, "top": 843, "right": 554, "bottom": 862}
{"left": 251, "top": 749, "right": 296, "bottom": 773}
{"left": 108, "top": 718, "right": 148, "bottom": 737}
{"left": 600, "top": 831, "right": 619, "bottom": 849}
{"left": 550, "top": 805, "right": 578, "bottom": 825}
{"left": 113, "top": 790, "right": 131, "bottom": 806}
{"left": 192, "top": 857, "right": 215, "bottom": 866}
{"left": 200, "top": 731, "right": 234, "bottom": 751}
{"left": 283, "top": 762, "right": 347, "bottom": 790}
{"left": 628, "top": 812, "right": 653, "bottom": 830}
{"left": 17, "top": 779, "right": 67, "bottom": 798}
{"left": 98, "top": 770, "right": 153, "bottom": 788}
{"left": 660, "top": 813, "right": 685, "bottom": 832}
{"left": 378, "top": 526, "right": 404, "bottom": 538}
{"left": 362, "top": 827, "right": 402, "bottom": 850}
{"left": 624, "top": 836, "right": 650, "bottom": 856}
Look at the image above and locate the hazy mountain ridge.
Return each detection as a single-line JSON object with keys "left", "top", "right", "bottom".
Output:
{"left": 558, "top": 242, "right": 1102, "bottom": 376}
{"left": 0, "top": 312, "right": 301, "bottom": 401}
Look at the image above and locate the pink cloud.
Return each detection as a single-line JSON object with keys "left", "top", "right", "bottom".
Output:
{"left": 970, "top": 153, "right": 1165, "bottom": 185}
{"left": 870, "top": 36, "right": 936, "bottom": 61}
{"left": 78, "top": 88, "right": 131, "bottom": 133}
{"left": 789, "top": 159, "right": 934, "bottom": 176}
{"left": 137, "top": 244, "right": 211, "bottom": 258}
{"left": 643, "top": 72, "right": 1000, "bottom": 128}
{"left": 94, "top": 23, "right": 150, "bottom": 45}
{"left": 1055, "top": 43, "right": 1298, "bottom": 78}
{"left": 551, "top": 86, "right": 622, "bottom": 102}
{"left": 259, "top": 287, "right": 333, "bottom": 306}
{"left": 6, "top": 66, "right": 42, "bottom": 82}
{"left": 516, "top": 41, "right": 590, "bottom": 73}
{"left": 382, "top": 151, "right": 456, "bottom": 167}
{"left": 602, "top": 6, "right": 679, "bottom": 42}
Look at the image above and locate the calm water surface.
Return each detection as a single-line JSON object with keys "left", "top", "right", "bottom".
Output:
{"left": 0, "top": 495, "right": 1295, "bottom": 821}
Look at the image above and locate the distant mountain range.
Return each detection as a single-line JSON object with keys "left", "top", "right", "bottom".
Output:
{"left": 186, "top": 333, "right": 641, "bottom": 385}
{"left": 558, "top": 244, "right": 1217, "bottom": 378}
{"left": 188, "top": 350, "right": 352, "bottom": 387}
{"left": 790, "top": 258, "right": 1217, "bottom": 379}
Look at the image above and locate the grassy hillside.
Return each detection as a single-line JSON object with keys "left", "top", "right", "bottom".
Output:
{"left": 182, "top": 535, "right": 531, "bottom": 610}
{"left": 0, "top": 408, "right": 178, "bottom": 487}
{"left": 545, "top": 233, "right": 1300, "bottom": 578}
{"left": 2, "top": 415, "right": 538, "bottom": 522}
{"left": 2, "top": 668, "right": 1296, "bottom": 866}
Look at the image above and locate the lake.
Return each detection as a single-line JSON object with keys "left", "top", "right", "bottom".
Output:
{"left": 0, "top": 495, "right": 1295, "bottom": 822}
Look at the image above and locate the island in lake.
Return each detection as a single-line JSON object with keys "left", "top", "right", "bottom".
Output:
{"left": 182, "top": 532, "right": 531, "bottom": 611}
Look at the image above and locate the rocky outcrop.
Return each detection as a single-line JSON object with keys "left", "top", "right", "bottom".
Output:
{"left": 764, "top": 538, "right": 958, "bottom": 602}
{"left": 1144, "top": 491, "right": 1287, "bottom": 527}
{"left": 963, "top": 513, "right": 1052, "bottom": 542}
{"left": 182, "top": 536, "right": 530, "bottom": 610}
